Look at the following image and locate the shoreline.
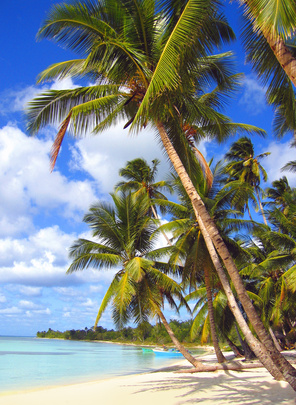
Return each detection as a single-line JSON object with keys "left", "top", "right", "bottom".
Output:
{"left": 36, "top": 336, "right": 215, "bottom": 351}
{"left": 1, "top": 352, "right": 295, "bottom": 404}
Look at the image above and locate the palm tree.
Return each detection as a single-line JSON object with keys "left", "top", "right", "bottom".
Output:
{"left": 282, "top": 161, "right": 296, "bottom": 173}
{"left": 240, "top": 1, "right": 296, "bottom": 141}
{"left": 241, "top": 222, "right": 296, "bottom": 351}
{"left": 265, "top": 176, "right": 293, "bottom": 216}
{"left": 116, "top": 157, "right": 179, "bottom": 254}
{"left": 67, "top": 191, "right": 202, "bottom": 367}
{"left": 116, "top": 158, "right": 170, "bottom": 206}
{"left": 161, "top": 173, "right": 227, "bottom": 363}
{"left": 121, "top": 0, "right": 295, "bottom": 384}
{"left": 265, "top": 176, "right": 296, "bottom": 234}
{"left": 157, "top": 170, "right": 275, "bottom": 365}
{"left": 241, "top": 0, "right": 296, "bottom": 88}
{"left": 26, "top": 0, "right": 295, "bottom": 385}
{"left": 224, "top": 137, "right": 270, "bottom": 225}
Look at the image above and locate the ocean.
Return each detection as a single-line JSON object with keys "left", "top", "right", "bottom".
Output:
{"left": 0, "top": 336, "right": 198, "bottom": 393}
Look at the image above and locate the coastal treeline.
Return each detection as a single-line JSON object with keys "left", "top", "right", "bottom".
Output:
{"left": 28, "top": 0, "right": 296, "bottom": 390}
{"left": 36, "top": 320, "right": 194, "bottom": 345}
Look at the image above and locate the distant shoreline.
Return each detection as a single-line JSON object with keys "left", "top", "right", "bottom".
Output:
{"left": 36, "top": 336, "right": 215, "bottom": 352}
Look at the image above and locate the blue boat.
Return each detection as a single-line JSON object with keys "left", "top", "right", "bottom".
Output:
{"left": 141, "top": 348, "right": 154, "bottom": 353}
{"left": 151, "top": 348, "right": 183, "bottom": 356}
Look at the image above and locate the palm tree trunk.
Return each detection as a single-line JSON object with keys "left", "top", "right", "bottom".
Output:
{"left": 263, "top": 32, "right": 296, "bottom": 91}
{"left": 269, "top": 327, "right": 283, "bottom": 352}
{"left": 235, "top": 323, "right": 256, "bottom": 360}
{"left": 255, "top": 188, "right": 268, "bottom": 225}
{"left": 151, "top": 204, "right": 183, "bottom": 266}
{"left": 157, "top": 310, "right": 203, "bottom": 368}
{"left": 151, "top": 205, "right": 174, "bottom": 246}
{"left": 225, "top": 336, "right": 244, "bottom": 358}
{"left": 156, "top": 122, "right": 293, "bottom": 385}
{"left": 203, "top": 264, "right": 226, "bottom": 363}
{"left": 246, "top": 203, "right": 253, "bottom": 221}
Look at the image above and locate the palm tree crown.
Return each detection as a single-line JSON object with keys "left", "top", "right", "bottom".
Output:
{"left": 224, "top": 136, "right": 270, "bottom": 224}
{"left": 68, "top": 191, "right": 180, "bottom": 327}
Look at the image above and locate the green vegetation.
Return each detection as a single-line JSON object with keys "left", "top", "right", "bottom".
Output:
{"left": 36, "top": 320, "right": 198, "bottom": 346}
{"left": 28, "top": 0, "right": 296, "bottom": 390}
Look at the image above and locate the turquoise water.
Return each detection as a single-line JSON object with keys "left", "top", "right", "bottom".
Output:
{"left": 0, "top": 337, "right": 191, "bottom": 393}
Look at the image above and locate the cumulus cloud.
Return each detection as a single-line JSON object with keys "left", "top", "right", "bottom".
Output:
{"left": 0, "top": 306, "right": 22, "bottom": 314}
{"left": 63, "top": 312, "right": 71, "bottom": 318}
{"left": 71, "top": 123, "right": 171, "bottom": 194}
{"left": 54, "top": 287, "right": 78, "bottom": 297}
{"left": 19, "top": 300, "right": 38, "bottom": 309}
{"left": 0, "top": 226, "right": 73, "bottom": 267}
{"left": 18, "top": 286, "right": 42, "bottom": 297}
{"left": 34, "top": 308, "right": 51, "bottom": 315}
{"left": 264, "top": 141, "right": 296, "bottom": 186}
{"left": 0, "top": 124, "right": 99, "bottom": 237}
{"left": 81, "top": 298, "right": 97, "bottom": 307}
{"left": 0, "top": 294, "right": 7, "bottom": 303}
{"left": 89, "top": 285, "right": 103, "bottom": 293}
{"left": 239, "top": 76, "right": 267, "bottom": 115}
{"left": 0, "top": 78, "right": 78, "bottom": 115}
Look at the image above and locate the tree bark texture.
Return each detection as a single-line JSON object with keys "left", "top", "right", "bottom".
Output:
{"left": 264, "top": 32, "right": 296, "bottom": 89}
{"left": 269, "top": 326, "right": 283, "bottom": 352}
{"left": 203, "top": 264, "right": 226, "bottom": 363}
{"left": 225, "top": 337, "right": 244, "bottom": 358}
{"left": 256, "top": 188, "right": 268, "bottom": 226}
{"left": 178, "top": 360, "right": 279, "bottom": 373}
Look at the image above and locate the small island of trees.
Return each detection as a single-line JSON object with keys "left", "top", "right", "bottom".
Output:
{"left": 36, "top": 320, "right": 195, "bottom": 346}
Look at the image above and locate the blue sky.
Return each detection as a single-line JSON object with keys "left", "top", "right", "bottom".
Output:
{"left": 0, "top": 1, "right": 295, "bottom": 337}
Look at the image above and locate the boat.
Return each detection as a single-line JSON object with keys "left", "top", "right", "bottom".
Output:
{"left": 141, "top": 347, "right": 185, "bottom": 356}
{"left": 141, "top": 347, "right": 154, "bottom": 353}
{"left": 151, "top": 348, "right": 183, "bottom": 356}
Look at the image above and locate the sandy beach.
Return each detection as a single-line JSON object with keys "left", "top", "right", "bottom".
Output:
{"left": 1, "top": 352, "right": 295, "bottom": 405}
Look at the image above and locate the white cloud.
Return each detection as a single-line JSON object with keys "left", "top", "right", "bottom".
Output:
{"left": 89, "top": 285, "right": 103, "bottom": 293}
{"left": 0, "top": 78, "right": 78, "bottom": 115}
{"left": 0, "top": 86, "right": 39, "bottom": 115}
{"left": 0, "top": 124, "right": 98, "bottom": 237}
{"left": 81, "top": 298, "right": 96, "bottom": 307}
{"left": 71, "top": 123, "right": 171, "bottom": 194}
{"left": 0, "top": 306, "right": 22, "bottom": 314}
{"left": 19, "top": 300, "right": 38, "bottom": 309}
{"left": 50, "top": 78, "right": 79, "bottom": 91}
{"left": 34, "top": 308, "right": 51, "bottom": 315}
{"left": 18, "top": 286, "right": 42, "bottom": 297}
{"left": 0, "top": 229, "right": 72, "bottom": 269}
{"left": 54, "top": 287, "right": 78, "bottom": 297}
{"left": 264, "top": 141, "right": 296, "bottom": 186}
{"left": 0, "top": 294, "right": 7, "bottom": 303}
{"left": 239, "top": 76, "right": 267, "bottom": 114}
{"left": 63, "top": 312, "right": 71, "bottom": 318}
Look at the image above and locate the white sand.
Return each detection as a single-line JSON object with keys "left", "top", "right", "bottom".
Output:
{"left": 1, "top": 353, "right": 295, "bottom": 405}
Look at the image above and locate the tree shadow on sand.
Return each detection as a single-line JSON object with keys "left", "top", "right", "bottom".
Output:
{"left": 126, "top": 369, "right": 296, "bottom": 404}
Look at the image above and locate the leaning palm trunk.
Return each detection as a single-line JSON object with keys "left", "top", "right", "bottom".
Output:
{"left": 235, "top": 323, "right": 256, "bottom": 360}
{"left": 225, "top": 336, "right": 244, "bottom": 358}
{"left": 157, "top": 310, "right": 203, "bottom": 368}
{"left": 196, "top": 212, "right": 283, "bottom": 380}
{"left": 269, "top": 327, "right": 283, "bottom": 352}
{"left": 151, "top": 205, "right": 174, "bottom": 246}
{"left": 255, "top": 188, "right": 268, "bottom": 225}
{"left": 203, "top": 265, "right": 226, "bottom": 363}
{"left": 156, "top": 122, "right": 294, "bottom": 385}
{"left": 263, "top": 32, "right": 296, "bottom": 93}
{"left": 151, "top": 205, "right": 184, "bottom": 267}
